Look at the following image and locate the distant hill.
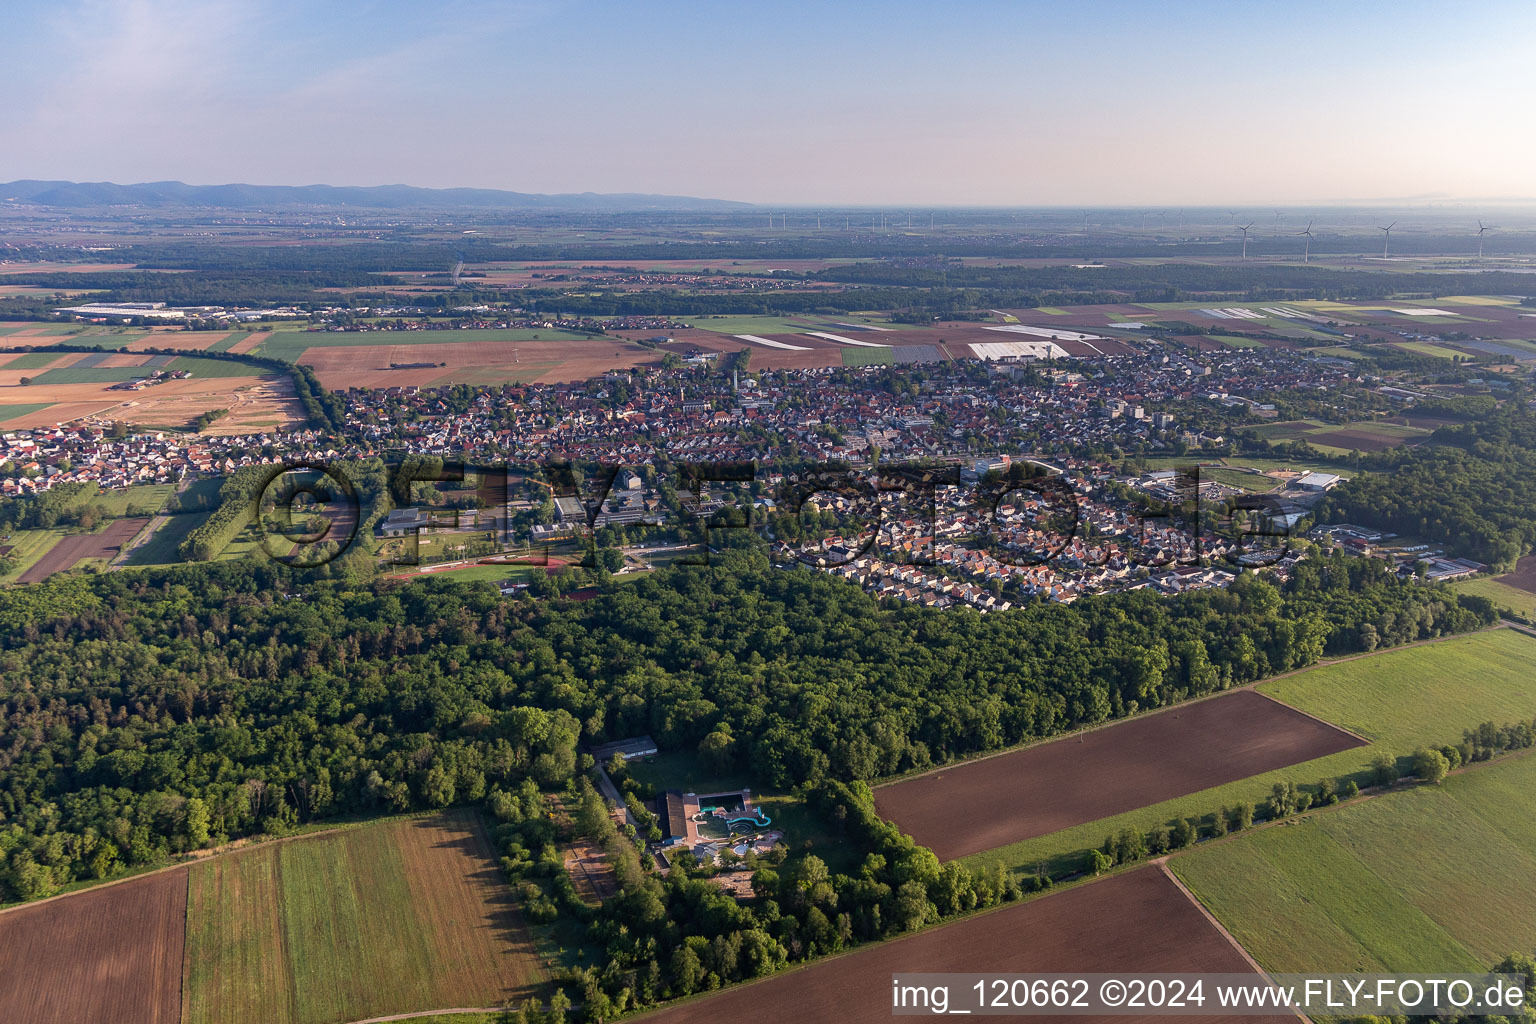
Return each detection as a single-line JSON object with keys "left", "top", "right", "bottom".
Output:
{"left": 0, "top": 179, "right": 753, "bottom": 211}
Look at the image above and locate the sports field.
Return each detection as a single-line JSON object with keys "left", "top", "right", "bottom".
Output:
{"left": 182, "top": 811, "right": 546, "bottom": 1024}
{"left": 1173, "top": 750, "right": 1536, "bottom": 973}
{"left": 959, "top": 628, "right": 1536, "bottom": 878}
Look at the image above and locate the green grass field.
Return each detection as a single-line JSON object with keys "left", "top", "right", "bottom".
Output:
{"left": 1, "top": 352, "right": 67, "bottom": 370}
{"left": 204, "top": 332, "right": 251, "bottom": 353}
{"left": 1173, "top": 750, "right": 1536, "bottom": 972}
{"left": 959, "top": 629, "right": 1536, "bottom": 880}
{"left": 840, "top": 346, "right": 895, "bottom": 367}
{"left": 24, "top": 365, "right": 146, "bottom": 385}
{"left": 686, "top": 314, "right": 820, "bottom": 337}
{"left": 87, "top": 483, "right": 175, "bottom": 516}
{"left": 1454, "top": 576, "right": 1536, "bottom": 619}
{"left": 1210, "top": 335, "right": 1266, "bottom": 348}
{"left": 254, "top": 328, "right": 596, "bottom": 363}
{"left": 122, "top": 513, "right": 206, "bottom": 566}
{"left": 1395, "top": 341, "right": 1470, "bottom": 360}
{"left": 0, "top": 402, "right": 54, "bottom": 423}
{"left": 183, "top": 812, "right": 545, "bottom": 1024}
{"left": 166, "top": 355, "right": 272, "bottom": 378}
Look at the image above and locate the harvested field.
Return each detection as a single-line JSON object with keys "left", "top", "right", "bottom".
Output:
{"left": 183, "top": 811, "right": 544, "bottom": 1024}
{"left": 0, "top": 868, "right": 188, "bottom": 1024}
{"left": 636, "top": 866, "right": 1261, "bottom": 1024}
{"left": 0, "top": 367, "right": 302, "bottom": 432}
{"left": 18, "top": 517, "right": 148, "bottom": 583}
{"left": 875, "top": 689, "right": 1363, "bottom": 861}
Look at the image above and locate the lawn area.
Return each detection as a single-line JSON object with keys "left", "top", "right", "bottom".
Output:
{"left": 624, "top": 750, "right": 858, "bottom": 873}
{"left": 1453, "top": 576, "right": 1536, "bottom": 619}
{"left": 182, "top": 811, "right": 546, "bottom": 1024}
{"left": 1172, "top": 749, "right": 1536, "bottom": 973}
{"left": 958, "top": 628, "right": 1536, "bottom": 880}
{"left": 840, "top": 347, "right": 894, "bottom": 367}
{"left": 1210, "top": 335, "right": 1266, "bottom": 348}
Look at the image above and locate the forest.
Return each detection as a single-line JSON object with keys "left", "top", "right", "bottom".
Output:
{"left": 0, "top": 548, "right": 1491, "bottom": 906}
{"left": 1322, "top": 404, "right": 1536, "bottom": 568}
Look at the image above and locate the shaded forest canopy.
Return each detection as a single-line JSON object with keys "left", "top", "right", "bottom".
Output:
{"left": 0, "top": 551, "right": 1491, "bottom": 902}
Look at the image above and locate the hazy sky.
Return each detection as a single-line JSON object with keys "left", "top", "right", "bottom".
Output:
{"left": 5, "top": 0, "right": 1535, "bottom": 205}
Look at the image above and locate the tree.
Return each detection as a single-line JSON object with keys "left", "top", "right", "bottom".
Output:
{"left": 1412, "top": 746, "right": 1450, "bottom": 785}
{"left": 1089, "top": 849, "right": 1113, "bottom": 876}
{"left": 1371, "top": 754, "right": 1400, "bottom": 788}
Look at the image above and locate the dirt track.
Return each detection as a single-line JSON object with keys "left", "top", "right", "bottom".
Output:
{"left": 636, "top": 866, "right": 1261, "bottom": 1024}
{"left": 874, "top": 689, "right": 1364, "bottom": 861}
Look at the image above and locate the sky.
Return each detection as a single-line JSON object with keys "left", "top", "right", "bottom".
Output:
{"left": 4, "top": 0, "right": 1535, "bottom": 206}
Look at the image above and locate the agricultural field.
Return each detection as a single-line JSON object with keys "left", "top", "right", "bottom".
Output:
{"left": 840, "top": 346, "right": 894, "bottom": 367}
{"left": 16, "top": 517, "right": 149, "bottom": 583}
{"left": 1173, "top": 749, "right": 1536, "bottom": 973}
{"left": 958, "top": 628, "right": 1536, "bottom": 879}
{"left": 122, "top": 512, "right": 208, "bottom": 567}
{"left": 0, "top": 346, "right": 303, "bottom": 431}
{"left": 0, "top": 528, "right": 66, "bottom": 583}
{"left": 875, "top": 689, "right": 1363, "bottom": 861}
{"left": 1454, "top": 574, "right": 1536, "bottom": 620}
{"left": 0, "top": 868, "right": 188, "bottom": 1024}
{"left": 183, "top": 811, "right": 545, "bottom": 1024}
{"left": 636, "top": 866, "right": 1259, "bottom": 1024}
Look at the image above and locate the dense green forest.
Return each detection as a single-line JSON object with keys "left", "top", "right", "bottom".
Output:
{"left": 1323, "top": 404, "right": 1536, "bottom": 567}
{"left": 0, "top": 550, "right": 1490, "bottom": 904}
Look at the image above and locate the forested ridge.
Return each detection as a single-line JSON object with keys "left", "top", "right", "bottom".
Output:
{"left": 0, "top": 551, "right": 1490, "bottom": 903}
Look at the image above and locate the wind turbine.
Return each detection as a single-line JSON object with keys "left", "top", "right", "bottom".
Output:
{"left": 1297, "top": 219, "right": 1314, "bottom": 263}
{"left": 1379, "top": 221, "right": 1396, "bottom": 258}
{"left": 1477, "top": 219, "right": 1492, "bottom": 258}
{"left": 1081, "top": 210, "right": 1089, "bottom": 232}
{"left": 1238, "top": 222, "right": 1254, "bottom": 260}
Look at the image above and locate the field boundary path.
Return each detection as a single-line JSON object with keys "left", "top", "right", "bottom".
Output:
{"left": 340, "top": 1006, "right": 501, "bottom": 1023}
{"left": 1156, "top": 863, "right": 1310, "bottom": 1024}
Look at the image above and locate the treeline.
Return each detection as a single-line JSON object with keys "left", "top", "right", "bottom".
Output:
{"left": 809, "top": 261, "right": 1536, "bottom": 301}
{"left": 0, "top": 269, "right": 389, "bottom": 307}
{"left": 0, "top": 548, "right": 1493, "bottom": 903}
{"left": 1322, "top": 405, "right": 1536, "bottom": 568}
{"left": 178, "top": 457, "right": 391, "bottom": 562}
